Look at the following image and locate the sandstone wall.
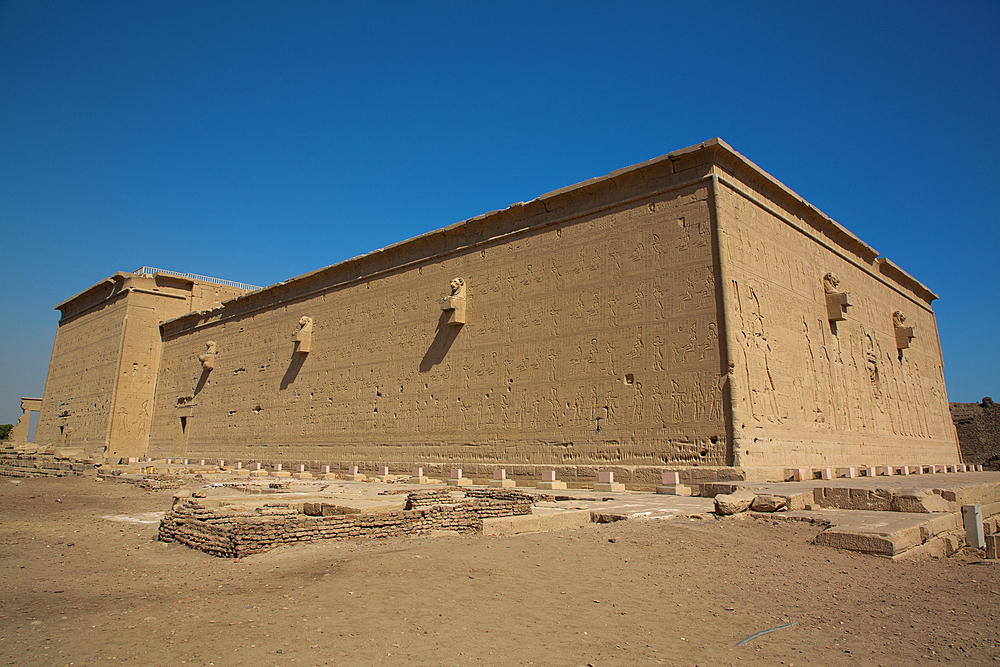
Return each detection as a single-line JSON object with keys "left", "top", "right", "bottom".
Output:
{"left": 35, "top": 273, "right": 248, "bottom": 459}
{"left": 711, "top": 156, "right": 959, "bottom": 467}
{"left": 35, "top": 288, "right": 129, "bottom": 454}
{"left": 148, "top": 158, "right": 729, "bottom": 469}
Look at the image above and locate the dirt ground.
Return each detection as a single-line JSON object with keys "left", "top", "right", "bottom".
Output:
{"left": 1, "top": 476, "right": 998, "bottom": 667}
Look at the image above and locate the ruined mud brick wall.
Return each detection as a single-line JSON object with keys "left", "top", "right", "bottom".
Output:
{"left": 148, "top": 144, "right": 728, "bottom": 471}
{"left": 158, "top": 492, "right": 534, "bottom": 558}
{"left": 951, "top": 398, "right": 1000, "bottom": 469}
{"left": 34, "top": 272, "right": 249, "bottom": 461}
{"left": 710, "top": 147, "right": 959, "bottom": 467}
{"left": 0, "top": 451, "right": 97, "bottom": 478}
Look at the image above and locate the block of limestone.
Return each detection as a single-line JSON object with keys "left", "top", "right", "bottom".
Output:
{"left": 536, "top": 470, "right": 567, "bottom": 490}
{"left": 593, "top": 470, "right": 625, "bottom": 493}
{"left": 656, "top": 471, "right": 692, "bottom": 496}
{"left": 411, "top": 467, "right": 431, "bottom": 484}
{"left": 447, "top": 468, "right": 473, "bottom": 487}
{"left": 490, "top": 468, "right": 516, "bottom": 488}
{"left": 343, "top": 464, "right": 366, "bottom": 481}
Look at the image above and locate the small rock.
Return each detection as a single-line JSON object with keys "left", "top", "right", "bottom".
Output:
{"left": 714, "top": 489, "right": 756, "bottom": 515}
{"left": 751, "top": 494, "right": 788, "bottom": 512}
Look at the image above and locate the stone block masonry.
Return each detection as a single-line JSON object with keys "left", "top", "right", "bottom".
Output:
{"left": 29, "top": 139, "right": 961, "bottom": 473}
{"left": 158, "top": 489, "right": 534, "bottom": 558}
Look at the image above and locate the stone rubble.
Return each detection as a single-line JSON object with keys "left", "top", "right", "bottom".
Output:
{"left": 158, "top": 488, "right": 534, "bottom": 558}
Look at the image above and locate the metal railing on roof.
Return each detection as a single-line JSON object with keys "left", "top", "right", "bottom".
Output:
{"left": 132, "top": 267, "right": 260, "bottom": 291}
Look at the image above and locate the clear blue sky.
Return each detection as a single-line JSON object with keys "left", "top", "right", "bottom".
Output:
{"left": 2, "top": 1, "right": 998, "bottom": 426}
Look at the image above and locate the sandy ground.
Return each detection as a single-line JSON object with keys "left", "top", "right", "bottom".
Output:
{"left": 1, "top": 476, "right": 998, "bottom": 667}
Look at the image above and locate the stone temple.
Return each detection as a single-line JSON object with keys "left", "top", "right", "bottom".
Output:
{"left": 22, "top": 139, "right": 962, "bottom": 482}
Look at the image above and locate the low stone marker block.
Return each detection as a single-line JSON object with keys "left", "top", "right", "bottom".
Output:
{"left": 537, "top": 470, "right": 566, "bottom": 490}
{"left": 235, "top": 461, "right": 242, "bottom": 469}
{"left": 816, "top": 468, "right": 833, "bottom": 480}
{"left": 411, "top": 467, "right": 431, "bottom": 484}
{"left": 594, "top": 471, "right": 624, "bottom": 492}
{"left": 343, "top": 464, "right": 366, "bottom": 481}
{"left": 378, "top": 466, "right": 389, "bottom": 476}
{"left": 490, "top": 468, "right": 515, "bottom": 488}
{"left": 977, "top": 464, "right": 984, "bottom": 472}
{"left": 199, "top": 459, "right": 205, "bottom": 466}
{"left": 862, "top": 466, "right": 876, "bottom": 477}
{"left": 182, "top": 459, "right": 189, "bottom": 465}
{"left": 958, "top": 464, "right": 968, "bottom": 472}
{"left": 788, "top": 468, "right": 809, "bottom": 481}
{"left": 912, "top": 465, "right": 924, "bottom": 475}
{"left": 896, "top": 466, "right": 910, "bottom": 475}
{"left": 962, "top": 504, "right": 986, "bottom": 549}
{"left": 294, "top": 464, "right": 312, "bottom": 479}
{"left": 249, "top": 468, "right": 268, "bottom": 477}
{"left": 876, "top": 466, "right": 894, "bottom": 476}
{"left": 656, "top": 471, "right": 692, "bottom": 496}
{"left": 837, "top": 467, "right": 856, "bottom": 479}
{"left": 448, "top": 468, "right": 473, "bottom": 487}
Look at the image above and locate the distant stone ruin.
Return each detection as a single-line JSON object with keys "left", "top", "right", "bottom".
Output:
{"left": 951, "top": 398, "right": 1000, "bottom": 470}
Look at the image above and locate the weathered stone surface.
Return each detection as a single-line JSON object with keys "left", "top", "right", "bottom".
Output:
{"left": 776, "top": 493, "right": 809, "bottom": 511}
{"left": 986, "top": 534, "right": 999, "bottom": 559}
{"left": 815, "top": 525, "right": 922, "bottom": 556}
{"left": 714, "top": 489, "right": 756, "bottom": 515}
{"left": 890, "top": 490, "right": 953, "bottom": 513}
{"left": 701, "top": 483, "right": 738, "bottom": 498}
{"left": 27, "top": 140, "right": 960, "bottom": 474}
{"left": 750, "top": 494, "right": 788, "bottom": 512}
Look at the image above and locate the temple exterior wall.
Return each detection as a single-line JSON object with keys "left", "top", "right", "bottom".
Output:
{"left": 30, "top": 139, "right": 961, "bottom": 474}
{"left": 710, "top": 153, "right": 959, "bottom": 467}
{"left": 35, "top": 273, "right": 249, "bottom": 459}
{"left": 148, "top": 161, "right": 729, "bottom": 468}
